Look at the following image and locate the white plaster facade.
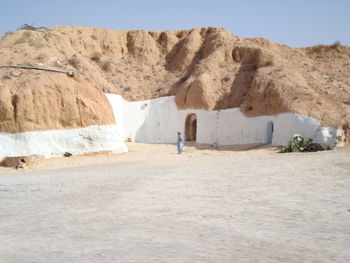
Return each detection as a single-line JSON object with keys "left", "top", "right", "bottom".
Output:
{"left": 0, "top": 93, "right": 341, "bottom": 161}
{"left": 106, "top": 94, "right": 341, "bottom": 147}
{"left": 0, "top": 125, "right": 127, "bottom": 160}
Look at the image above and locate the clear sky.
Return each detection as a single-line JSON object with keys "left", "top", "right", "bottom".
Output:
{"left": 0, "top": 0, "right": 349, "bottom": 47}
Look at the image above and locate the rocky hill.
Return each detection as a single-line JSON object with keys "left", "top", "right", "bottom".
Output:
{"left": 0, "top": 26, "right": 349, "bottom": 142}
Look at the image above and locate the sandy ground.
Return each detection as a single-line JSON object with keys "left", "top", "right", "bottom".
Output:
{"left": 0, "top": 143, "right": 349, "bottom": 263}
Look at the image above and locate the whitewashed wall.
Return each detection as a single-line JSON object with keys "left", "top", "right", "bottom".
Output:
{"left": 0, "top": 125, "right": 127, "bottom": 160}
{"left": 0, "top": 93, "right": 340, "bottom": 160}
{"left": 105, "top": 94, "right": 125, "bottom": 139}
{"left": 107, "top": 95, "right": 340, "bottom": 147}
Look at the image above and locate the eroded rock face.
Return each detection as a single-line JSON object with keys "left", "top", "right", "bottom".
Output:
{"left": 0, "top": 70, "right": 115, "bottom": 133}
{"left": 0, "top": 26, "right": 349, "bottom": 141}
{"left": 175, "top": 73, "right": 218, "bottom": 109}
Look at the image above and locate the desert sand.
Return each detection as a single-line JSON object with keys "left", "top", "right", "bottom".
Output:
{"left": 0, "top": 143, "right": 349, "bottom": 262}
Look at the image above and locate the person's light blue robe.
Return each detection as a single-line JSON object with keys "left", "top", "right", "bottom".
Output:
{"left": 177, "top": 135, "right": 184, "bottom": 154}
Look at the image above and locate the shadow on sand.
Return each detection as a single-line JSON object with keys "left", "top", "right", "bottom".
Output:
{"left": 180, "top": 141, "right": 277, "bottom": 152}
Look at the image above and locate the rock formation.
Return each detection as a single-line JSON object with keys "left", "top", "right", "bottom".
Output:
{"left": 0, "top": 26, "right": 349, "bottom": 143}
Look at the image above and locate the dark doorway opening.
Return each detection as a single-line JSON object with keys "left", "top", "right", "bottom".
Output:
{"left": 185, "top": 113, "right": 197, "bottom": 141}
{"left": 266, "top": 121, "right": 274, "bottom": 144}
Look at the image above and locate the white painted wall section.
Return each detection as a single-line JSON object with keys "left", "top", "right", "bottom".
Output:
{"left": 0, "top": 125, "right": 127, "bottom": 160}
{"left": 114, "top": 96, "right": 340, "bottom": 147}
{"left": 0, "top": 93, "right": 340, "bottom": 160}
{"left": 105, "top": 94, "right": 125, "bottom": 139}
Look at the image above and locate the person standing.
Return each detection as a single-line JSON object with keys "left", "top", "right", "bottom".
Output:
{"left": 177, "top": 132, "right": 184, "bottom": 154}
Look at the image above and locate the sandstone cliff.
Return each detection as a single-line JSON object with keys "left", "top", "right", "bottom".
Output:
{"left": 0, "top": 71, "right": 115, "bottom": 133}
{"left": 0, "top": 26, "right": 349, "bottom": 141}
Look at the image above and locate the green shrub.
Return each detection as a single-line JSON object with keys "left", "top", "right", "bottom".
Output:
{"left": 101, "top": 60, "right": 112, "bottom": 72}
{"left": 222, "top": 76, "right": 231, "bottom": 82}
{"left": 279, "top": 134, "right": 312, "bottom": 153}
{"left": 90, "top": 52, "right": 102, "bottom": 63}
{"left": 332, "top": 41, "right": 342, "bottom": 47}
{"left": 36, "top": 53, "right": 48, "bottom": 61}
{"left": 68, "top": 56, "right": 80, "bottom": 69}
{"left": 256, "top": 54, "right": 274, "bottom": 68}
{"left": 262, "top": 60, "right": 273, "bottom": 66}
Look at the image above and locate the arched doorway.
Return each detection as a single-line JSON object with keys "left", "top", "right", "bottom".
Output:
{"left": 185, "top": 113, "right": 197, "bottom": 141}
{"left": 266, "top": 121, "right": 274, "bottom": 144}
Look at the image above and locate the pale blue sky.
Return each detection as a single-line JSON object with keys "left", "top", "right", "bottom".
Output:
{"left": 0, "top": 0, "right": 349, "bottom": 47}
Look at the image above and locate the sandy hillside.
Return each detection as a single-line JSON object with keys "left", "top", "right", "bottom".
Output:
{"left": 0, "top": 26, "right": 349, "bottom": 141}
